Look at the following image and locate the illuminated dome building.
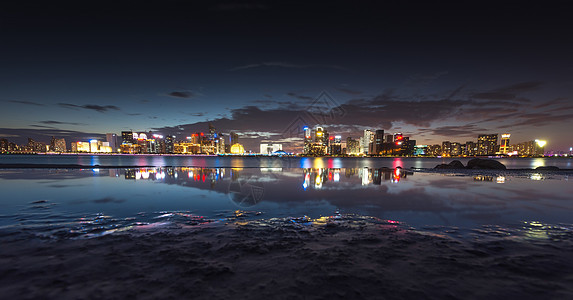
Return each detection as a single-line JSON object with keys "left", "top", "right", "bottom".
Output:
{"left": 230, "top": 143, "right": 245, "bottom": 154}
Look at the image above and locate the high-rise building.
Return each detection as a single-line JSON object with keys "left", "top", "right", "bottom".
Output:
{"left": 230, "top": 132, "right": 239, "bottom": 146}
{"left": 442, "top": 141, "right": 452, "bottom": 156}
{"left": 0, "top": 138, "right": 8, "bottom": 153}
{"left": 464, "top": 141, "right": 477, "bottom": 156}
{"left": 165, "top": 135, "right": 175, "bottom": 154}
{"left": 500, "top": 134, "right": 510, "bottom": 154}
{"left": 451, "top": 142, "right": 461, "bottom": 156}
{"left": 329, "top": 135, "right": 342, "bottom": 155}
{"left": 477, "top": 134, "right": 498, "bottom": 156}
{"left": 361, "top": 130, "right": 373, "bottom": 154}
{"left": 121, "top": 131, "right": 134, "bottom": 145}
{"left": 346, "top": 137, "right": 360, "bottom": 155}
{"left": 106, "top": 133, "right": 118, "bottom": 152}
{"left": 370, "top": 130, "right": 384, "bottom": 155}
{"left": 303, "top": 126, "right": 329, "bottom": 155}
{"left": 303, "top": 126, "right": 312, "bottom": 154}
{"left": 49, "top": 136, "right": 66, "bottom": 152}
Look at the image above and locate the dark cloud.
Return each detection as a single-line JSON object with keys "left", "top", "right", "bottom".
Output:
{"left": 417, "top": 124, "right": 489, "bottom": 139}
{"left": 39, "top": 120, "right": 86, "bottom": 126}
{"left": 533, "top": 98, "right": 568, "bottom": 109}
{"left": 507, "top": 113, "right": 573, "bottom": 127}
{"left": 185, "top": 112, "right": 205, "bottom": 117}
{"left": 167, "top": 91, "right": 195, "bottom": 99}
{"left": 286, "top": 92, "right": 314, "bottom": 101}
{"left": 29, "top": 124, "right": 57, "bottom": 129}
{"left": 58, "top": 103, "right": 120, "bottom": 113}
{"left": 0, "top": 127, "right": 105, "bottom": 145}
{"left": 8, "top": 100, "right": 44, "bottom": 106}
{"left": 471, "top": 81, "right": 543, "bottom": 101}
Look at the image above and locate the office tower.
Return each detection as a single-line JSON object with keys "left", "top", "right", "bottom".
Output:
{"left": 361, "top": 130, "right": 372, "bottom": 154}
{"left": 230, "top": 132, "right": 239, "bottom": 146}
{"left": 165, "top": 135, "right": 175, "bottom": 153}
{"left": 450, "top": 142, "right": 461, "bottom": 156}
{"left": 106, "top": 133, "right": 118, "bottom": 152}
{"left": 303, "top": 126, "right": 312, "bottom": 154}
{"left": 371, "top": 130, "right": 384, "bottom": 155}
{"left": 385, "top": 134, "right": 393, "bottom": 143}
{"left": 442, "top": 141, "right": 451, "bottom": 156}
{"left": 0, "top": 138, "right": 7, "bottom": 153}
{"left": 477, "top": 134, "right": 498, "bottom": 156}
{"left": 330, "top": 135, "right": 342, "bottom": 155}
{"left": 346, "top": 137, "right": 360, "bottom": 155}
{"left": 122, "top": 131, "right": 134, "bottom": 145}
{"left": 500, "top": 134, "right": 510, "bottom": 154}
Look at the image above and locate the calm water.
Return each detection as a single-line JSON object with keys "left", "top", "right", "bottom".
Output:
{"left": 1, "top": 154, "right": 572, "bottom": 169}
{"left": 1, "top": 157, "right": 572, "bottom": 238}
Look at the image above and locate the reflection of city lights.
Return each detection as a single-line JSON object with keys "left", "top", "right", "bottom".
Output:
{"left": 141, "top": 171, "right": 149, "bottom": 179}
{"left": 496, "top": 176, "right": 505, "bottom": 183}
{"left": 333, "top": 172, "right": 340, "bottom": 182}
{"left": 135, "top": 171, "right": 142, "bottom": 180}
{"left": 392, "top": 168, "right": 401, "bottom": 182}
{"left": 188, "top": 171, "right": 193, "bottom": 178}
{"left": 530, "top": 173, "right": 543, "bottom": 181}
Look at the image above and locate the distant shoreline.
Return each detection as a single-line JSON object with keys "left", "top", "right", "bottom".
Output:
{"left": 1, "top": 163, "right": 571, "bottom": 172}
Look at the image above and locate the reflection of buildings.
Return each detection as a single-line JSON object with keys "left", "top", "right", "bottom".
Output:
{"left": 302, "top": 167, "right": 410, "bottom": 189}
{"left": 359, "top": 167, "right": 410, "bottom": 185}
{"left": 123, "top": 167, "right": 226, "bottom": 186}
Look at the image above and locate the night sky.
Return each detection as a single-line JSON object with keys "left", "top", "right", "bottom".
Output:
{"left": 2, "top": 0, "right": 573, "bottom": 152}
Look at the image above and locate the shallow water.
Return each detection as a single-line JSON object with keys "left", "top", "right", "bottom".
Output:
{"left": 0, "top": 165, "right": 571, "bottom": 239}
{"left": 1, "top": 160, "right": 573, "bottom": 299}
{"left": 1, "top": 154, "right": 572, "bottom": 169}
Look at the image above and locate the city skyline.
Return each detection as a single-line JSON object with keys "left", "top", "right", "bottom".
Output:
{"left": 1, "top": 1, "right": 573, "bottom": 151}
{"left": 0, "top": 124, "right": 556, "bottom": 157}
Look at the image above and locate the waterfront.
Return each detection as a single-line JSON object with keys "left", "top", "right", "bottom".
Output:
{"left": 1, "top": 157, "right": 572, "bottom": 299}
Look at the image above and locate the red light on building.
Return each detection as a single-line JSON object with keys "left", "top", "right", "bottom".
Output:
{"left": 329, "top": 136, "right": 334, "bottom": 140}
{"left": 200, "top": 132, "right": 204, "bottom": 136}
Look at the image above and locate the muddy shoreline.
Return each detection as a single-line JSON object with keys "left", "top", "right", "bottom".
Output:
{"left": 1, "top": 220, "right": 572, "bottom": 299}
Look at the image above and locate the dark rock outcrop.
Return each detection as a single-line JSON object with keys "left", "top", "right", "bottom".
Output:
{"left": 434, "top": 160, "right": 465, "bottom": 169}
{"left": 535, "top": 166, "right": 560, "bottom": 171}
{"left": 466, "top": 158, "right": 506, "bottom": 170}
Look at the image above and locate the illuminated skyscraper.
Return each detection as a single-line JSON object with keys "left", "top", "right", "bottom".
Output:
{"left": 121, "top": 131, "right": 134, "bottom": 145}
{"left": 477, "top": 134, "right": 498, "bottom": 156}
{"left": 106, "top": 133, "right": 118, "bottom": 152}
{"left": 230, "top": 132, "right": 239, "bottom": 145}
{"left": 361, "top": 130, "right": 372, "bottom": 154}
{"left": 500, "top": 134, "right": 510, "bottom": 154}
{"left": 371, "top": 130, "right": 384, "bottom": 155}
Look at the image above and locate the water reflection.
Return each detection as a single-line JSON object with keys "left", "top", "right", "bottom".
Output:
{"left": 0, "top": 166, "right": 571, "bottom": 229}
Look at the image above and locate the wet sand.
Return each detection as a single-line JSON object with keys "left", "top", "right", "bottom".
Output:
{"left": 1, "top": 218, "right": 572, "bottom": 300}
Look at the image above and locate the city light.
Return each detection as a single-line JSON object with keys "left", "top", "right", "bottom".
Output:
{"left": 535, "top": 139, "right": 547, "bottom": 148}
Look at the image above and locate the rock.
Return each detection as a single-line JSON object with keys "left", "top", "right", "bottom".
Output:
{"left": 466, "top": 158, "right": 506, "bottom": 170}
{"left": 434, "top": 160, "right": 465, "bottom": 169}
{"left": 535, "top": 166, "right": 560, "bottom": 170}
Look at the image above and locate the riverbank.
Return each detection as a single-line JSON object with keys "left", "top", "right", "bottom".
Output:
{"left": 1, "top": 216, "right": 572, "bottom": 299}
